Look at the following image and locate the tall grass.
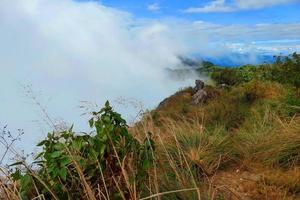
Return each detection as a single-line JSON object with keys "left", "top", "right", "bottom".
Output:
{"left": 1, "top": 79, "right": 300, "bottom": 199}
{"left": 1, "top": 111, "right": 300, "bottom": 199}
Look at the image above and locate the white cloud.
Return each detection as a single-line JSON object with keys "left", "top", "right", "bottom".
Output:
{"left": 0, "top": 0, "right": 193, "bottom": 152}
{"left": 184, "top": 0, "right": 299, "bottom": 13}
{"left": 235, "top": 0, "right": 298, "bottom": 9}
{"left": 185, "top": 0, "right": 234, "bottom": 13}
{"left": 147, "top": 3, "right": 160, "bottom": 11}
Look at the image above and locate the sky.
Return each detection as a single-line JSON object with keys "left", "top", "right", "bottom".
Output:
{"left": 101, "top": 0, "right": 300, "bottom": 24}
{"left": 0, "top": 0, "right": 300, "bottom": 158}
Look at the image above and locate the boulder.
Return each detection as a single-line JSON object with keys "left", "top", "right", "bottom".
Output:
{"left": 192, "top": 80, "right": 208, "bottom": 104}
{"left": 193, "top": 79, "right": 205, "bottom": 94}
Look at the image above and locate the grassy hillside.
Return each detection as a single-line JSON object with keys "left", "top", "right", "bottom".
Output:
{"left": 1, "top": 53, "right": 300, "bottom": 199}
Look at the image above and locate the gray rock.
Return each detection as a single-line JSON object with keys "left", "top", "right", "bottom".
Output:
{"left": 193, "top": 80, "right": 205, "bottom": 94}
{"left": 193, "top": 90, "right": 208, "bottom": 104}
{"left": 192, "top": 80, "right": 208, "bottom": 104}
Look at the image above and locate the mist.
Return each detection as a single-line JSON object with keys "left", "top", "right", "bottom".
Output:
{"left": 0, "top": 0, "right": 199, "bottom": 153}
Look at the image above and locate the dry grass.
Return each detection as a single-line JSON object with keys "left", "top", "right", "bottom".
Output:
{"left": 1, "top": 115, "right": 300, "bottom": 199}
{"left": 1, "top": 81, "right": 299, "bottom": 199}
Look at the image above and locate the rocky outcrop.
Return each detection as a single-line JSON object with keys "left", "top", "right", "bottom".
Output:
{"left": 192, "top": 80, "right": 208, "bottom": 104}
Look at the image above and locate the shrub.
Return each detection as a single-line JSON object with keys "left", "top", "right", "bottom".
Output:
{"left": 210, "top": 53, "right": 300, "bottom": 89}
{"left": 211, "top": 68, "right": 242, "bottom": 86}
{"left": 10, "top": 101, "right": 155, "bottom": 200}
{"left": 285, "top": 90, "right": 300, "bottom": 116}
{"left": 270, "top": 53, "right": 300, "bottom": 88}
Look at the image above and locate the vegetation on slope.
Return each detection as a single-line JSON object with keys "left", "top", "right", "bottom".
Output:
{"left": 1, "top": 53, "right": 300, "bottom": 199}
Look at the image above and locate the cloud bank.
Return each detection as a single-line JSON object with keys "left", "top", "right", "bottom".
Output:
{"left": 0, "top": 0, "right": 193, "bottom": 151}
{"left": 0, "top": 0, "right": 299, "bottom": 153}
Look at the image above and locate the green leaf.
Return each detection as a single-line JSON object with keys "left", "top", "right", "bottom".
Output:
{"left": 20, "top": 191, "right": 28, "bottom": 200}
{"left": 69, "top": 124, "right": 74, "bottom": 132}
{"left": 105, "top": 100, "right": 110, "bottom": 107}
{"left": 34, "top": 152, "right": 44, "bottom": 160}
{"left": 100, "top": 144, "right": 106, "bottom": 157}
{"left": 11, "top": 170, "right": 21, "bottom": 181}
{"left": 52, "top": 168, "right": 59, "bottom": 177}
{"left": 51, "top": 151, "right": 62, "bottom": 158}
{"left": 89, "top": 118, "right": 94, "bottom": 128}
{"left": 9, "top": 161, "right": 24, "bottom": 167}
{"left": 59, "top": 168, "right": 67, "bottom": 182}
{"left": 103, "top": 116, "right": 110, "bottom": 123}
{"left": 142, "top": 159, "right": 151, "bottom": 169}
{"left": 72, "top": 139, "right": 83, "bottom": 150}
{"left": 48, "top": 165, "right": 55, "bottom": 174}
{"left": 47, "top": 132, "right": 52, "bottom": 139}
{"left": 53, "top": 143, "right": 64, "bottom": 150}
{"left": 32, "top": 160, "right": 45, "bottom": 165}
{"left": 20, "top": 174, "right": 32, "bottom": 188}
{"left": 60, "top": 157, "right": 72, "bottom": 166}
{"left": 37, "top": 140, "right": 47, "bottom": 146}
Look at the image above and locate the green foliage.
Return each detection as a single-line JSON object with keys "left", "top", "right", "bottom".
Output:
{"left": 271, "top": 53, "right": 300, "bottom": 88}
{"left": 210, "top": 52, "right": 300, "bottom": 89}
{"left": 10, "top": 101, "right": 155, "bottom": 199}
{"left": 284, "top": 89, "right": 300, "bottom": 116}
{"left": 210, "top": 68, "right": 242, "bottom": 86}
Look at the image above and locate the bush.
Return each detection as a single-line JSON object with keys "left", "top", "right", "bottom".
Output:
{"left": 270, "top": 53, "right": 300, "bottom": 88}
{"left": 211, "top": 68, "right": 242, "bottom": 86}
{"left": 10, "top": 101, "right": 155, "bottom": 200}
{"left": 210, "top": 53, "right": 300, "bottom": 89}
{"left": 285, "top": 91, "right": 300, "bottom": 116}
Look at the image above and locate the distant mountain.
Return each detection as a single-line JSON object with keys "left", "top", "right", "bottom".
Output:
{"left": 177, "top": 56, "right": 214, "bottom": 68}
{"left": 200, "top": 53, "right": 276, "bottom": 67}
{"left": 177, "top": 53, "right": 277, "bottom": 69}
{"left": 167, "top": 53, "right": 277, "bottom": 81}
{"left": 177, "top": 56, "right": 200, "bottom": 67}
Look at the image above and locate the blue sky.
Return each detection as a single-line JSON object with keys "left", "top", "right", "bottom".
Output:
{"left": 0, "top": 0, "right": 300, "bottom": 156}
{"left": 96, "top": 0, "right": 300, "bottom": 55}
{"left": 98, "top": 0, "right": 300, "bottom": 24}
